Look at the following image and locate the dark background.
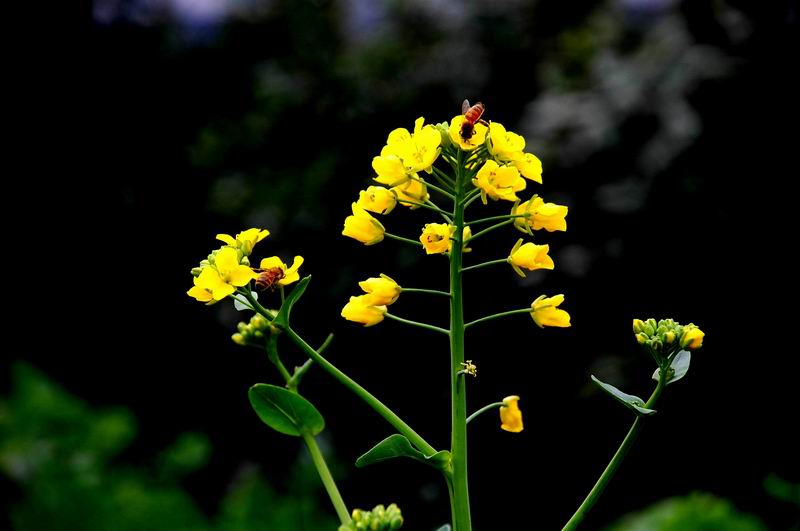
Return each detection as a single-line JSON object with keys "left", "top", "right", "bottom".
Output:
{"left": 5, "top": 0, "right": 798, "bottom": 529}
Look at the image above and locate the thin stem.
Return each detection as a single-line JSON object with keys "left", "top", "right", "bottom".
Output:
{"left": 401, "top": 287, "right": 452, "bottom": 298}
{"left": 431, "top": 166, "right": 456, "bottom": 188}
{"left": 241, "top": 289, "right": 274, "bottom": 318}
{"left": 562, "top": 373, "right": 668, "bottom": 530}
{"left": 397, "top": 199, "right": 451, "bottom": 217}
{"left": 302, "top": 433, "right": 351, "bottom": 525}
{"left": 427, "top": 199, "right": 454, "bottom": 222}
{"left": 466, "top": 402, "right": 505, "bottom": 425}
{"left": 284, "top": 326, "right": 438, "bottom": 456}
{"left": 464, "top": 308, "right": 532, "bottom": 330}
{"left": 266, "top": 336, "right": 293, "bottom": 383}
{"left": 384, "top": 232, "right": 423, "bottom": 247}
{"left": 410, "top": 175, "right": 455, "bottom": 200}
{"left": 461, "top": 258, "right": 508, "bottom": 273}
{"left": 462, "top": 190, "right": 482, "bottom": 211}
{"left": 465, "top": 214, "right": 528, "bottom": 226}
{"left": 385, "top": 312, "right": 450, "bottom": 336}
{"left": 468, "top": 219, "right": 514, "bottom": 242}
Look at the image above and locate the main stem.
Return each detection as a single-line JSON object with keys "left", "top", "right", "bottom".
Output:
{"left": 562, "top": 372, "right": 668, "bottom": 530}
{"left": 449, "top": 150, "right": 472, "bottom": 531}
{"left": 302, "top": 433, "right": 351, "bottom": 525}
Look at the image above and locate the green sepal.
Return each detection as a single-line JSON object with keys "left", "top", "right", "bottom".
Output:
{"left": 652, "top": 350, "right": 691, "bottom": 385}
{"left": 248, "top": 383, "right": 325, "bottom": 437}
{"left": 591, "top": 375, "right": 656, "bottom": 416}
{"left": 355, "top": 434, "right": 450, "bottom": 471}
{"left": 273, "top": 275, "right": 311, "bottom": 328}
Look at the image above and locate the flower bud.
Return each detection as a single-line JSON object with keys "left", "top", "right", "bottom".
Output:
{"left": 680, "top": 325, "right": 705, "bottom": 350}
{"left": 665, "top": 331, "right": 676, "bottom": 344}
{"left": 632, "top": 319, "right": 646, "bottom": 334}
{"left": 232, "top": 333, "right": 246, "bottom": 346}
{"left": 636, "top": 332, "right": 648, "bottom": 345}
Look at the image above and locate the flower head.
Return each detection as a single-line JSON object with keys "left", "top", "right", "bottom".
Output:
{"left": 341, "top": 295, "right": 387, "bottom": 326}
{"left": 258, "top": 255, "right": 304, "bottom": 288}
{"left": 372, "top": 154, "right": 408, "bottom": 186}
{"left": 419, "top": 223, "right": 455, "bottom": 254}
{"left": 473, "top": 160, "right": 526, "bottom": 204}
{"left": 531, "top": 294, "right": 571, "bottom": 328}
{"left": 488, "top": 122, "right": 526, "bottom": 161}
{"left": 514, "top": 196, "right": 568, "bottom": 233}
{"left": 392, "top": 177, "right": 430, "bottom": 208}
{"left": 383, "top": 117, "right": 442, "bottom": 173}
{"left": 357, "top": 186, "right": 397, "bottom": 215}
{"left": 216, "top": 228, "right": 269, "bottom": 256}
{"left": 448, "top": 115, "right": 488, "bottom": 151}
{"left": 187, "top": 247, "right": 258, "bottom": 303}
{"left": 343, "top": 203, "right": 385, "bottom": 245}
{"left": 508, "top": 238, "right": 554, "bottom": 277}
{"left": 680, "top": 324, "right": 705, "bottom": 350}
{"left": 500, "top": 395, "right": 523, "bottom": 433}
{"left": 358, "top": 274, "right": 401, "bottom": 306}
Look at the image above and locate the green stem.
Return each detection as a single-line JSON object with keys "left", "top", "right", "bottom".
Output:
{"left": 410, "top": 175, "right": 455, "bottom": 200}
{"left": 465, "top": 214, "right": 528, "bottom": 226}
{"left": 401, "top": 287, "right": 452, "bottom": 298}
{"left": 431, "top": 165, "right": 456, "bottom": 189}
{"left": 464, "top": 308, "right": 532, "bottom": 329}
{"left": 302, "top": 433, "right": 351, "bottom": 525}
{"left": 462, "top": 190, "right": 483, "bottom": 211}
{"left": 397, "top": 199, "right": 452, "bottom": 220}
{"left": 284, "top": 326, "right": 438, "bottom": 456}
{"left": 461, "top": 258, "right": 508, "bottom": 273}
{"left": 266, "top": 336, "right": 293, "bottom": 383}
{"left": 466, "top": 402, "right": 505, "bottom": 425}
{"left": 562, "top": 373, "right": 668, "bottom": 530}
{"left": 449, "top": 148, "right": 472, "bottom": 531}
{"left": 241, "top": 289, "right": 274, "bottom": 318}
{"left": 385, "top": 312, "right": 450, "bottom": 336}
{"left": 384, "top": 232, "right": 423, "bottom": 247}
{"left": 468, "top": 219, "right": 514, "bottom": 242}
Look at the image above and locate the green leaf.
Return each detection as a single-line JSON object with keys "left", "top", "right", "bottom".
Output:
{"left": 248, "top": 384, "right": 325, "bottom": 437}
{"left": 355, "top": 434, "right": 451, "bottom": 471}
{"left": 652, "top": 350, "right": 691, "bottom": 385}
{"left": 591, "top": 375, "right": 656, "bottom": 416}
{"left": 273, "top": 275, "right": 311, "bottom": 328}
{"left": 232, "top": 292, "right": 256, "bottom": 311}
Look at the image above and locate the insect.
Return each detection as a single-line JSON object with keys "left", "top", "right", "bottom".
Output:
{"left": 255, "top": 267, "right": 285, "bottom": 291}
{"left": 460, "top": 99, "right": 488, "bottom": 140}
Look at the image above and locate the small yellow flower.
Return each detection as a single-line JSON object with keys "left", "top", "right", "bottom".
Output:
{"left": 419, "top": 223, "right": 455, "bottom": 254}
{"left": 514, "top": 196, "right": 568, "bottom": 233}
{"left": 216, "top": 228, "right": 270, "bottom": 256}
{"left": 462, "top": 226, "right": 473, "bottom": 253}
{"left": 188, "top": 247, "right": 258, "bottom": 303}
{"left": 343, "top": 203, "right": 385, "bottom": 245}
{"left": 448, "top": 115, "right": 488, "bottom": 151}
{"left": 512, "top": 152, "right": 543, "bottom": 183}
{"left": 357, "top": 186, "right": 397, "bottom": 215}
{"left": 372, "top": 153, "right": 409, "bottom": 186}
{"left": 680, "top": 325, "right": 704, "bottom": 350}
{"left": 531, "top": 294, "right": 571, "bottom": 328}
{"left": 358, "top": 274, "right": 401, "bottom": 306}
{"left": 488, "top": 122, "right": 526, "bottom": 161}
{"left": 500, "top": 395, "right": 523, "bottom": 433}
{"left": 508, "top": 238, "right": 555, "bottom": 277}
{"left": 473, "top": 160, "right": 526, "bottom": 204}
{"left": 259, "top": 256, "right": 304, "bottom": 287}
{"left": 341, "top": 295, "right": 387, "bottom": 326}
{"left": 392, "top": 177, "right": 430, "bottom": 208}
{"left": 383, "top": 117, "right": 442, "bottom": 173}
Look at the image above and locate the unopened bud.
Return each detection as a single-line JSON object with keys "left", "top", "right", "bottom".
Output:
{"left": 232, "top": 333, "right": 246, "bottom": 346}
{"left": 632, "top": 319, "right": 646, "bottom": 334}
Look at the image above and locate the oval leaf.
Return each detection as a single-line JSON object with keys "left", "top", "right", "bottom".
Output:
{"left": 591, "top": 375, "right": 656, "bottom": 416}
{"left": 273, "top": 276, "right": 311, "bottom": 328}
{"left": 356, "top": 434, "right": 450, "bottom": 471}
{"left": 652, "top": 350, "right": 691, "bottom": 385}
{"left": 232, "top": 292, "right": 256, "bottom": 311}
{"left": 248, "top": 383, "right": 325, "bottom": 437}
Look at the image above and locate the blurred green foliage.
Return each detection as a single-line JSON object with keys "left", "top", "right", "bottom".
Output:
{"left": 0, "top": 363, "right": 335, "bottom": 531}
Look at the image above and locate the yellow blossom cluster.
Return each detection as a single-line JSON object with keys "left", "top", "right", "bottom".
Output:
{"left": 341, "top": 275, "right": 401, "bottom": 326}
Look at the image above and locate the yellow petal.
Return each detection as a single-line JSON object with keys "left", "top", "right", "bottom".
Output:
{"left": 216, "top": 233, "right": 236, "bottom": 246}
{"left": 279, "top": 256, "right": 304, "bottom": 286}
{"left": 259, "top": 256, "right": 285, "bottom": 270}
{"left": 228, "top": 265, "right": 258, "bottom": 287}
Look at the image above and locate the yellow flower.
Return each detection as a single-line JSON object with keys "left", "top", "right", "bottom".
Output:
{"left": 419, "top": 223, "right": 455, "bottom": 254}
{"left": 508, "top": 238, "right": 554, "bottom": 277}
{"left": 512, "top": 152, "right": 543, "bottom": 183}
{"left": 488, "top": 122, "right": 525, "bottom": 161}
{"left": 680, "top": 325, "right": 704, "bottom": 350}
{"left": 188, "top": 247, "right": 257, "bottom": 303}
{"left": 372, "top": 153, "right": 409, "bottom": 186}
{"left": 259, "top": 256, "right": 304, "bottom": 287}
{"left": 383, "top": 117, "right": 441, "bottom": 173}
{"left": 341, "top": 295, "right": 387, "bottom": 326}
{"left": 357, "top": 186, "right": 397, "bottom": 215}
{"left": 448, "top": 115, "right": 488, "bottom": 151}
{"left": 358, "top": 274, "right": 401, "bottom": 306}
{"left": 514, "top": 196, "right": 568, "bottom": 233}
{"left": 216, "top": 228, "right": 270, "bottom": 256}
{"left": 392, "top": 177, "right": 430, "bottom": 208}
{"left": 530, "top": 294, "right": 571, "bottom": 328}
{"left": 473, "top": 160, "right": 526, "bottom": 204}
{"left": 500, "top": 395, "right": 523, "bottom": 433}
{"left": 343, "top": 203, "right": 385, "bottom": 245}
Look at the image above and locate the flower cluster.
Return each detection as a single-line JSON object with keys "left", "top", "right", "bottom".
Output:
{"left": 341, "top": 275, "right": 401, "bottom": 327}
{"left": 633, "top": 318, "right": 705, "bottom": 359}
{"left": 339, "top": 503, "right": 404, "bottom": 531}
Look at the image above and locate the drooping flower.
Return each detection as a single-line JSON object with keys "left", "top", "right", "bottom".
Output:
{"left": 448, "top": 115, "right": 489, "bottom": 151}
{"left": 500, "top": 395, "right": 524, "bottom": 433}
{"left": 372, "top": 153, "right": 409, "bottom": 186}
{"left": 419, "top": 223, "right": 455, "bottom": 254}
{"left": 187, "top": 247, "right": 258, "bottom": 303}
{"left": 216, "top": 228, "right": 270, "bottom": 256}
{"left": 508, "top": 238, "right": 555, "bottom": 277}
{"left": 488, "top": 122, "right": 526, "bottom": 161}
{"left": 392, "top": 177, "right": 430, "bottom": 208}
{"left": 358, "top": 274, "right": 401, "bottom": 306}
{"left": 343, "top": 203, "right": 385, "bottom": 245}
{"left": 473, "top": 160, "right": 526, "bottom": 204}
{"left": 383, "top": 118, "right": 441, "bottom": 173}
{"left": 341, "top": 295, "right": 387, "bottom": 326}
{"left": 530, "top": 294, "right": 571, "bottom": 328}
{"left": 680, "top": 325, "right": 705, "bottom": 350}
{"left": 258, "top": 255, "right": 304, "bottom": 288}
{"left": 513, "top": 196, "right": 568, "bottom": 233}
{"left": 357, "top": 186, "right": 397, "bottom": 215}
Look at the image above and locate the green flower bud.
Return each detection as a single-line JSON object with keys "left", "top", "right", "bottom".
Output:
{"left": 436, "top": 122, "right": 452, "bottom": 150}
{"left": 636, "top": 332, "right": 648, "bottom": 345}
{"left": 237, "top": 322, "right": 247, "bottom": 334}
{"left": 251, "top": 314, "right": 268, "bottom": 331}
{"left": 232, "top": 333, "right": 246, "bottom": 346}
{"left": 632, "top": 319, "right": 646, "bottom": 334}
{"left": 665, "top": 331, "right": 676, "bottom": 344}
{"left": 190, "top": 266, "right": 204, "bottom": 277}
